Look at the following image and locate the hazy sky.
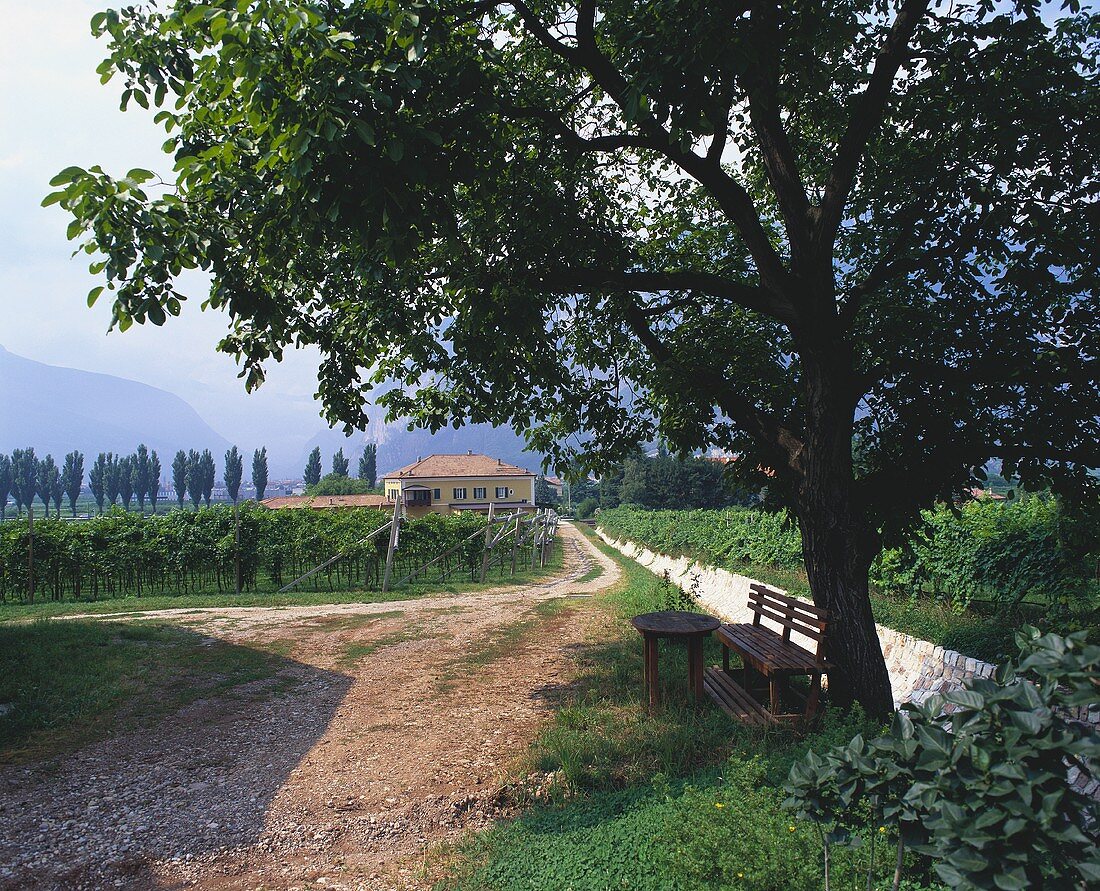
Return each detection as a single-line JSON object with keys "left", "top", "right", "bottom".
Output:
{"left": 0, "top": 1, "right": 330, "bottom": 459}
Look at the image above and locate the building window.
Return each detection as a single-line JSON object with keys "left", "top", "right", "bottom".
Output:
{"left": 433, "top": 488, "right": 441, "bottom": 500}
{"left": 496, "top": 487, "right": 509, "bottom": 499}
{"left": 473, "top": 487, "right": 486, "bottom": 500}
{"left": 453, "top": 487, "right": 467, "bottom": 500}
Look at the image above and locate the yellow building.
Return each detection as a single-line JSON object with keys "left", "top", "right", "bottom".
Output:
{"left": 381, "top": 453, "right": 538, "bottom": 517}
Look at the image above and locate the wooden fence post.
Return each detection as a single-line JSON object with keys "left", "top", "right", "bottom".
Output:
{"left": 479, "top": 502, "right": 496, "bottom": 582}
{"left": 27, "top": 504, "right": 34, "bottom": 603}
{"left": 510, "top": 513, "right": 521, "bottom": 576}
{"left": 381, "top": 495, "right": 402, "bottom": 592}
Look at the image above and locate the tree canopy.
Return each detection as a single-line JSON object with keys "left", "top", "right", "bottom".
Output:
{"left": 47, "top": 0, "right": 1099, "bottom": 712}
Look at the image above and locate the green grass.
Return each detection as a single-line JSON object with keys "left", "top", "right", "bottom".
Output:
{"left": 0, "top": 620, "right": 295, "bottom": 762}
{"left": 0, "top": 539, "right": 566, "bottom": 622}
{"left": 435, "top": 528, "right": 944, "bottom": 891}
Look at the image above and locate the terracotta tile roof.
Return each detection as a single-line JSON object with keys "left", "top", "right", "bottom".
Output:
{"left": 382, "top": 453, "right": 536, "bottom": 479}
{"left": 260, "top": 494, "right": 390, "bottom": 510}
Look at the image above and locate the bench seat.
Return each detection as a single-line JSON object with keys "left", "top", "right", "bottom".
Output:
{"left": 717, "top": 624, "right": 831, "bottom": 675}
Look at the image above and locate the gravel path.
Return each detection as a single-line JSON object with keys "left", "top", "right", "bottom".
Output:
{"left": 0, "top": 523, "right": 619, "bottom": 890}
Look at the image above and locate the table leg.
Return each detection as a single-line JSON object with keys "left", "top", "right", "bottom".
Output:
{"left": 645, "top": 635, "right": 659, "bottom": 711}
{"left": 689, "top": 637, "right": 704, "bottom": 701}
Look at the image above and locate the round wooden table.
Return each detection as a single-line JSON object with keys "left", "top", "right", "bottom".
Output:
{"left": 631, "top": 611, "right": 721, "bottom": 710}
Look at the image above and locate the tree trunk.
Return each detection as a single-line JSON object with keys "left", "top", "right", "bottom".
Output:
{"left": 794, "top": 346, "right": 894, "bottom": 716}
{"left": 798, "top": 498, "right": 893, "bottom": 714}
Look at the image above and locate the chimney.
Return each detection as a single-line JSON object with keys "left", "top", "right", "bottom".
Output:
{"left": 417, "top": 455, "right": 421, "bottom": 462}
{"left": 467, "top": 449, "right": 473, "bottom": 455}
{"left": 497, "top": 458, "right": 502, "bottom": 465}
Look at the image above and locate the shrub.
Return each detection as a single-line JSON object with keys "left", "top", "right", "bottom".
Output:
{"left": 784, "top": 627, "right": 1100, "bottom": 890}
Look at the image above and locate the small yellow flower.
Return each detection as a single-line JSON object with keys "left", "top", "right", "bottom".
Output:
{"left": 788, "top": 825, "right": 796, "bottom": 832}
{"left": 878, "top": 826, "right": 887, "bottom": 834}
{"left": 737, "top": 873, "right": 744, "bottom": 879}
{"left": 715, "top": 802, "right": 725, "bottom": 809}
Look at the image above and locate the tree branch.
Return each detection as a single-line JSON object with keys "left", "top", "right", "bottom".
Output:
{"left": 742, "top": 3, "right": 812, "bottom": 257}
{"left": 536, "top": 268, "right": 796, "bottom": 326}
{"left": 616, "top": 295, "right": 805, "bottom": 470}
{"left": 815, "top": 0, "right": 931, "bottom": 242}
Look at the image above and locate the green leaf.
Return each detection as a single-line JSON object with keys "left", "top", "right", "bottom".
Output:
{"left": 49, "top": 167, "right": 87, "bottom": 187}
{"left": 87, "top": 286, "right": 104, "bottom": 307}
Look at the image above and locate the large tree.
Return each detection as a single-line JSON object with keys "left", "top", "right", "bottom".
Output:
{"left": 62, "top": 451, "right": 84, "bottom": 517}
{"left": 252, "top": 446, "right": 268, "bottom": 502}
{"left": 47, "top": 1, "right": 1100, "bottom": 712}
{"left": 331, "top": 447, "right": 350, "bottom": 478}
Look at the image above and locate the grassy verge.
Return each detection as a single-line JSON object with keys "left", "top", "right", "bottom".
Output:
{"left": 434, "top": 528, "right": 944, "bottom": 891}
{"left": 0, "top": 538, "right": 565, "bottom": 622}
{"left": 0, "top": 620, "right": 294, "bottom": 763}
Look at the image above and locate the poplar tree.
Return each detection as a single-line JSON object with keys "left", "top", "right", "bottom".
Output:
{"left": 201, "top": 449, "right": 216, "bottom": 506}
{"left": 224, "top": 446, "right": 243, "bottom": 503}
{"left": 0, "top": 455, "right": 11, "bottom": 521}
{"left": 62, "top": 451, "right": 84, "bottom": 516}
{"left": 149, "top": 450, "right": 162, "bottom": 514}
{"left": 134, "top": 443, "right": 150, "bottom": 511}
{"left": 304, "top": 447, "right": 322, "bottom": 487}
{"left": 50, "top": 469, "right": 63, "bottom": 518}
{"left": 172, "top": 449, "right": 188, "bottom": 510}
{"left": 252, "top": 447, "right": 269, "bottom": 502}
{"left": 331, "top": 448, "right": 349, "bottom": 477}
{"left": 90, "top": 453, "right": 108, "bottom": 515}
{"left": 36, "top": 455, "right": 58, "bottom": 518}
{"left": 118, "top": 455, "right": 134, "bottom": 510}
{"left": 186, "top": 449, "right": 202, "bottom": 508}
{"left": 11, "top": 449, "right": 37, "bottom": 518}
{"left": 104, "top": 453, "right": 120, "bottom": 507}
{"left": 358, "top": 444, "right": 377, "bottom": 488}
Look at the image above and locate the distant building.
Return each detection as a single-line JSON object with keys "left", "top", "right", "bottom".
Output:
{"left": 381, "top": 453, "right": 537, "bottom": 517}
{"left": 544, "top": 475, "right": 564, "bottom": 497}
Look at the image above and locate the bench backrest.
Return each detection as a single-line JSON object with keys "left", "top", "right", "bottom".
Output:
{"left": 748, "top": 584, "right": 829, "bottom": 662}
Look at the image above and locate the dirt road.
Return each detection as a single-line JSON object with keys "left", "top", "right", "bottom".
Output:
{"left": 0, "top": 523, "right": 619, "bottom": 891}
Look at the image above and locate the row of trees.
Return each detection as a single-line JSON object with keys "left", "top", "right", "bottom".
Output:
{"left": 0, "top": 445, "right": 276, "bottom": 519}
{"left": 1, "top": 448, "right": 90, "bottom": 519}
{"left": 303, "top": 444, "right": 378, "bottom": 487}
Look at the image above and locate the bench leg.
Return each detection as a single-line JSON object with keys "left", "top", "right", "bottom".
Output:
{"left": 722, "top": 644, "right": 730, "bottom": 675}
{"left": 769, "top": 675, "right": 782, "bottom": 715}
{"left": 805, "top": 671, "right": 822, "bottom": 722}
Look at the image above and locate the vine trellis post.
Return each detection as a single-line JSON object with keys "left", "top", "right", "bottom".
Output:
{"left": 381, "top": 495, "right": 403, "bottom": 593}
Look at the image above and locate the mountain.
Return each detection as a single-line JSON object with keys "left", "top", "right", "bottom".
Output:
{"left": 0, "top": 345, "right": 231, "bottom": 464}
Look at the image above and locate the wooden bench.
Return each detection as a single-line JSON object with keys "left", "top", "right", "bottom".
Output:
{"left": 709, "top": 584, "right": 830, "bottom": 724}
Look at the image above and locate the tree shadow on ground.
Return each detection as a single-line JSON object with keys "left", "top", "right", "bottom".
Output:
{"left": 0, "top": 622, "right": 353, "bottom": 891}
